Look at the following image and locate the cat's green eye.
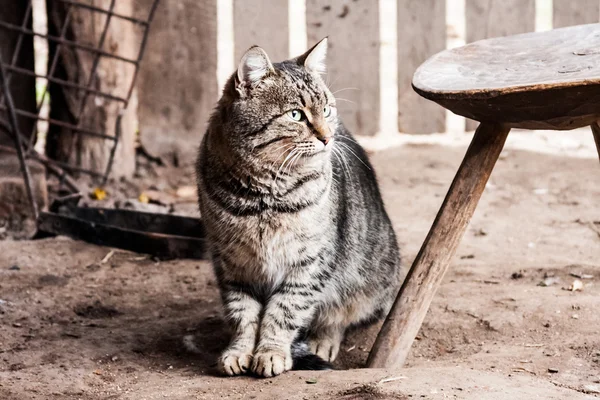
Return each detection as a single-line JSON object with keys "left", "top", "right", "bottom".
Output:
{"left": 323, "top": 105, "right": 331, "bottom": 118}
{"left": 288, "top": 109, "right": 304, "bottom": 121}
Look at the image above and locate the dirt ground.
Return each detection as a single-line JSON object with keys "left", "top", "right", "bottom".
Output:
{"left": 1, "top": 142, "right": 599, "bottom": 399}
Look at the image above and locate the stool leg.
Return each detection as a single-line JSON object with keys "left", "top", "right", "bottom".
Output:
{"left": 591, "top": 122, "right": 600, "bottom": 163}
{"left": 367, "top": 122, "right": 510, "bottom": 368}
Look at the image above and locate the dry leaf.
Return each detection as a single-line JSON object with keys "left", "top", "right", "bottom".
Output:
{"left": 90, "top": 187, "right": 107, "bottom": 200}
{"left": 138, "top": 193, "right": 149, "bottom": 203}
{"left": 176, "top": 185, "right": 196, "bottom": 199}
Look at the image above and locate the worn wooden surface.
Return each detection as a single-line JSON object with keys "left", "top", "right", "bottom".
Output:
{"left": 137, "top": 0, "right": 218, "bottom": 161}
{"left": 0, "top": 0, "right": 36, "bottom": 145}
{"left": 367, "top": 122, "right": 510, "bottom": 368}
{"left": 464, "top": 0, "right": 535, "bottom": 130}
{"left": 413, "top": 24, "right": 600, "bottom": 130}
{"left": 45, "top": 0, "right": 138, "bottom": 178}
{"left": 592, "top": 122, "right": 600, "bottom": 163}
{"left": 554, "top": 0, "right": 600, "bottom": 28}
{"left": 397, "top": 0, "right": 446, "bottom": 134}
{"left": 234, "top": 0, "right": 288, "bottom": 63}
{"left": 306, "top": 0, "right": 379, "bottom": 136}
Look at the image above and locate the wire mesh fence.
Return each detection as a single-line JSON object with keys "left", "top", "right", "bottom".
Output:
{"left": 0, "top": 0, "right": 160, "bottom": 219}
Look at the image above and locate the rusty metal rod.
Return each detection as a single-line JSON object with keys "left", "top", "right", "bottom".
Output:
{"left": 44, "top": 157, "right": 105, "bottom": 178}
{"left": 124, "top": 0, "right": 160, "bottom": 107}
{"left": 66, "top": 0, "right": 117, "bottom": 180}
{"left": 0, "top": 106, "right": 116, "bottom": 140}
{"left": 0, "top": 144, "right": 80, "bottom": 193}
{"left": 0, "top": 51, "right": 39, "bottom": 219}
{"left": 0, "top": 21, "right": 139, "bottom": 65}
{"left": 58, "top": 0, "right": 149, "bottom": 25}
{"left": 1, "top": 63, "right": 128, "bottom": 104}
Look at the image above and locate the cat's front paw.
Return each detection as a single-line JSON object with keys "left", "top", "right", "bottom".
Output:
{"left": 219, "top": 348, "right": 253, "bottom": 376}
{"left": 308, "top": 338, "right": 340, "bottom": 362}
{"left": 251, "top": 348, "right": 292, "bottom": 377}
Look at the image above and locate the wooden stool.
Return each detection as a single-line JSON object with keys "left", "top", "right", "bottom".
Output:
{"left": 368, "top": 23, "right": 600, "bottom": 368}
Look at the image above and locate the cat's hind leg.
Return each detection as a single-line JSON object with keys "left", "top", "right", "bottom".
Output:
{"left": 307, "top": 323, "right": 344, "bottom": 362}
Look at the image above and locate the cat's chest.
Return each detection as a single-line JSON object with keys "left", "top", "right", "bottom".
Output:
{"left": 225, "top": 210, "right": 327, "bottom": 284}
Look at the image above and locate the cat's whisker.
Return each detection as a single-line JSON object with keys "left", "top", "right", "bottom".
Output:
{"left": 334, "top": 97, "right": 356, "bottom": 105}
{"left": 332, "top": 147, "right": 350, "bottom": 179}
{"left": 331, "top": 87, "right": 359, "bottom": 95}
{"left": 286, "top": 148, "right": 306, "bottom": 176}
{"left": 335, "top": 135, "right": 360, "bottom": 146}
{"left": 337, "top": 142, "right": 371, "bottom": 170}
{"left": 269, "top": 144, "right": 296, "bottom": 171}
{"left": 274, "top": 148, "right": 298, "bottom": 187}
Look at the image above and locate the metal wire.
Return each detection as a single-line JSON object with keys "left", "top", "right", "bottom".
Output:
{"left": 0, "top": 51, "right": 38, "bottom": 219}
{"left": 0, "top": 0, "right": 160, "bottom": 208}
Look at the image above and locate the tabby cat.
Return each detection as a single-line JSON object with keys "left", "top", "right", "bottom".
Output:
{"left": 196, "top": 38, "right": 402, "bottom": 377}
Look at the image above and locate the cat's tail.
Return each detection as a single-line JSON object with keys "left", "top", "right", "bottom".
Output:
{"left": 291, "top": 342, "right": 334, "bottom": 370}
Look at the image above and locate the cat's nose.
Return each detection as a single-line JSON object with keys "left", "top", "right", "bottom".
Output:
{"left": 317, "top": 136, "right": 332, "bottom": 145}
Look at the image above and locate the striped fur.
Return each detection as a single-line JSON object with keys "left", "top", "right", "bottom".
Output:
{"left": 196, "top": 40, "right": 402, "bottom": 377}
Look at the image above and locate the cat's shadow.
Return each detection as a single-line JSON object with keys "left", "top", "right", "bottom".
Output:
{"left": 139, "top": 315, "right": 229, "bottom": 376}
{"left": 142, "top": 314, "right": 376, "bottom": 376}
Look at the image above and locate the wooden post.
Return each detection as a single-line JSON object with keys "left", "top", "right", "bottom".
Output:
{"left": 45, "top": 0, "right": 139, "bottom": 178}
{"left": 464, "top": 0, "right": 535, "bottom": 131}
{"left": 233, "top": 0, "right": 289, "bottom": 63}
{"left": 591, "top": 122, "right": 600, "bottom": 164}
{"left": 397, "top": 0, "right": 446, "bottom": 134}
{"left": 553, "top": 0, "right": 600, "bottom": 28}
{"left": 367, "top": 122, "right": 510, "bottom": 368}
{"left": 306, "top": 0, "right": 380, "bottom": 136}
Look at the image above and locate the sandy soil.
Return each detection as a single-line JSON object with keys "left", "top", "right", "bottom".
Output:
{"left": 1, "top": 143, "right": 599, "bottom": 399}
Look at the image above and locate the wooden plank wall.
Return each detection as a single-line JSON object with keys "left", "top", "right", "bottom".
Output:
{"left": 137, "top": 0, "right": 218, "bottom": 161}
{"left": 233, "top": 0, "right": 289, "bottom": 63}
{"left": 306, "top": 0, "right": 380, "bottom": 136}
{"left": 397, "top": 0, "right": 446, "bottom": 134}
{"left": 553, "top": 0, "right": 600, "bottom": 28}
{"left": 465, "top": 0, "right": 535, "bottom": 131}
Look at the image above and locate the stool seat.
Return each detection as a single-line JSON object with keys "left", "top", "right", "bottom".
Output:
{"left": 413, "top": 23, "right": 600, "bottom": 130}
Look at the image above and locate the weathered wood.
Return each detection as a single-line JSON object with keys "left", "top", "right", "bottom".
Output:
{"left": 465, "top": 0, "right": 535, "bottom": 130}
{"left": 137, "top": 0, "right": 218, "bottom": 162}
{"left": 592, "top": 122, "right": 600, "bottom": 164}
{"left": 554, "top": 0, "right": 600, "bottom": 28}
{"left": 0, "top": 0, "right": 36, "bottom": 145}
{"left": 46, "top": 1, "right": 138, "bottom": 178}
{"left": 413, "top": 24, "right": 600, "bottom": 130}
{"left": 397, "top": 0, "right": 446, "bottom": 134}
{"left": 234, "top": 0, "right": 288, "bottom": 63}
{"left": 367, "top": 122, "right": 510, "bottom": 368}
{"left": 306, "top": 0, "right": 380, "bottom": 136}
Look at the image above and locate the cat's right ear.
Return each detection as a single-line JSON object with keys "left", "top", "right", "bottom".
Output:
{"left": 235, "top": 46, "right": 274, "bottom": 95}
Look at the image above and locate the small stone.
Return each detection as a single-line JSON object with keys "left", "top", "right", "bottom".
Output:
{"left": 511, "top": 271, "right": 524, "bottom": 279}
{"left": 12, "top": 322, "right": 22, "bottom": 328}
{"left": 305, "top": 378, "right": 318, "bottom": 384}
{"left": 9, "top": 265, "right": 20, "bottom": 271}
{"left": 548, "top": 368, "right": 559, "bottom": 373}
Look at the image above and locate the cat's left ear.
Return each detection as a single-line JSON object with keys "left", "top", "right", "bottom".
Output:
{"left": 297, "top": 37, "right": 328, "bottom": 74}
{"left": 236, "top": 46, "right": 274, "bottom": 92}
